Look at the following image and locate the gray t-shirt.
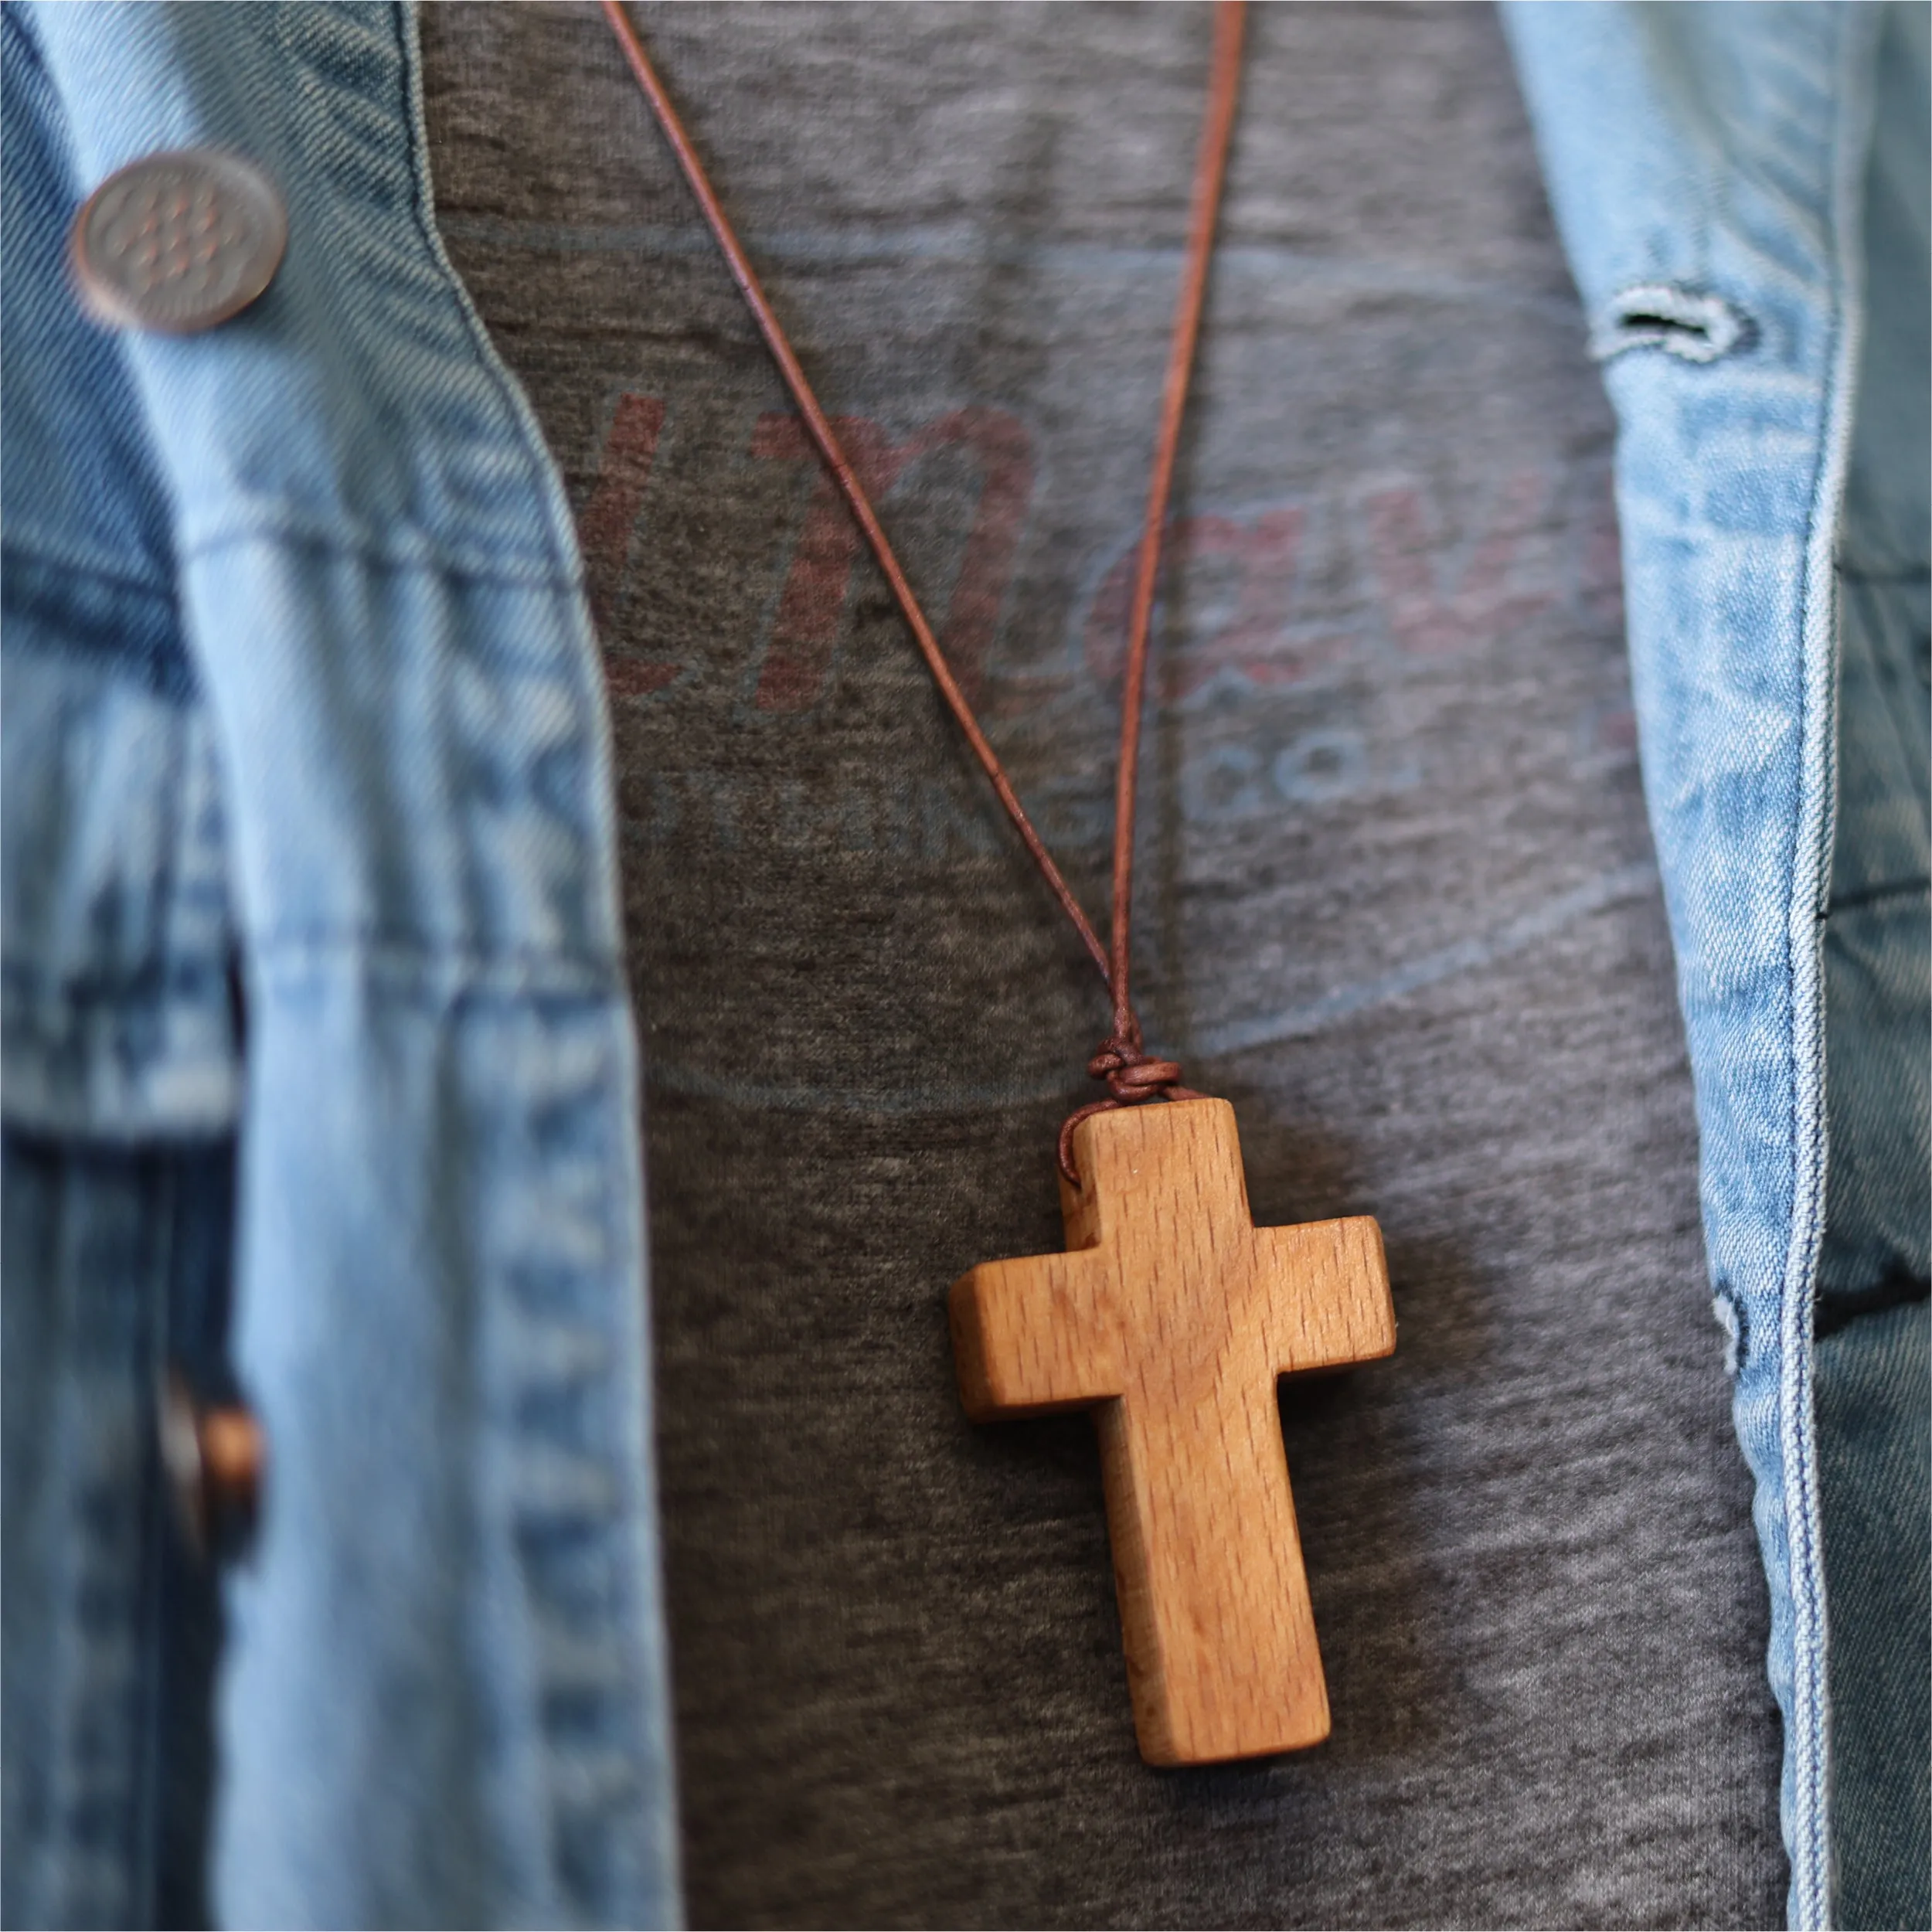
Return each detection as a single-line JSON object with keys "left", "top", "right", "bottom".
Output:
{"left": 421, "top": 5, "right": 1784, "bottom": 1923}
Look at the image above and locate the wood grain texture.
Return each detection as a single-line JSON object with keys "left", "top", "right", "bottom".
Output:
{"left": 951, "top": 1098, "right": 1394, "bottom": 1766}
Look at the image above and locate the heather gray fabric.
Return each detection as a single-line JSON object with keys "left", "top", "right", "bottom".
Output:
{"left": 420, "top": 6, "right": 1785, "bottom": 1924}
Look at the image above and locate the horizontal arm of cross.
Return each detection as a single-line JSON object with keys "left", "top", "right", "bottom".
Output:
{"left": 1256, "top": 1216, "right": 1396, "bottom": 1377}
{"left": 950, "top": 1248, "right": 1123, "bottom": 1419}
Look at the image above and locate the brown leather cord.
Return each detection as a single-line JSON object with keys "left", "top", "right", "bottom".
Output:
{"left": 601, "top": 0, "right": 1244, "bottom": 1182}
{"left": 1060, "top": 0, "right": 1240, "bottom": 1181}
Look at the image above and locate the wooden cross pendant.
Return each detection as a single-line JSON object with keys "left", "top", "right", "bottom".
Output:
{"left": 950, "top": 1097, "right": 1395, "bottom": 1766}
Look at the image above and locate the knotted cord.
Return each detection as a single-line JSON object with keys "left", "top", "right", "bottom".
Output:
{"left": 600, "top": 0, "right": 1245, "bottom": 1182}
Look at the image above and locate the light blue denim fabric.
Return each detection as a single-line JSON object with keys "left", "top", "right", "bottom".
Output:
{"left": 2, "top": 3, "right": 679, "bottom": 1925}
{"left": 1505, "top": 7, "right": 1930, "bottom": 1927}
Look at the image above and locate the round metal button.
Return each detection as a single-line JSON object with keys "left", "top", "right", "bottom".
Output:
{"left": 71, "top": 149, "right": 286, "bottom": 334}
{"left": 158, "top": 1367, "right": 266, "bottom": 1560}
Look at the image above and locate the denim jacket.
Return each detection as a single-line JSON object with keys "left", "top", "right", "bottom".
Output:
{"left": 1505, "top": 9, "right": 1928, "bottom": 1926}
{"left": 3, "top": 5, "right": 1923, "bottom": 1928}
{"left": 4, "top": 5, "right": 676, "bottom": 1924}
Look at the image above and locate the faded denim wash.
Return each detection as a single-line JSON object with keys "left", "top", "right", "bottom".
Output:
{"left": 1506, "top": 5, "right": 1930, "bottom": 1927}
{"left": 2, "top": 3, "right": 679, "bottom": 1924}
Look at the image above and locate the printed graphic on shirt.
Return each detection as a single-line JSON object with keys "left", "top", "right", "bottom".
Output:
{"left": 563, "top": 372, "right": 1641, "bottom": 1100}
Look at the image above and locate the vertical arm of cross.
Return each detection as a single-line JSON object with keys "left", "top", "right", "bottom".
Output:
{"left": 950, "top": 1247, "right": 1123, "bottom": 1420}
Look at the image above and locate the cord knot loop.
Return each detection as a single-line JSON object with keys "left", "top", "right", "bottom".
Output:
{"left": 1089, "top": 1039, "right": 1185, "bottom": 1102}
{"left": 1059, "top": 1022, "right": 1199, "bottom": 1185}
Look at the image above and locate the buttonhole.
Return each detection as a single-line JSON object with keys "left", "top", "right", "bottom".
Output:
{"left": 1711, "top": 1287, "right": 1747, "bottom": 1378}
{"left": 1593, "top": 284, "right": 1753, "bottom": 365}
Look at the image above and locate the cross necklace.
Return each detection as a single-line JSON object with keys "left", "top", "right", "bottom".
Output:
{"left": 603, "top": 0, "right": 1396, "bottom": 1767}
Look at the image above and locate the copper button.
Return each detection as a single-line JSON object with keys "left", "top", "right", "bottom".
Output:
{"left": 71, "top": 149, "right": 285, "bottom": 333}
{"left": 158, "top": 1368, "right": 265, "bottom": 1558}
